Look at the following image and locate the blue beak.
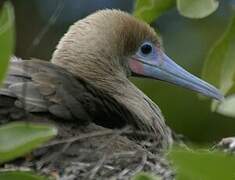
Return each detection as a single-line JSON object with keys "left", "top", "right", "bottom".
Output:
{"left": 129, "top": 52, "right": 224, "bottom": 101}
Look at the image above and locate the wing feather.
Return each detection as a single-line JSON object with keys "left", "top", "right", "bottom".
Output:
{"left": 0, "top": 58, "right": 93, "bottom": 122}
{"left": 0, "top": 57, "right": 132, "bottom": 128}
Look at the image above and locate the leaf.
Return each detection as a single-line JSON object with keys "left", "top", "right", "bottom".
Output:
{"left": 217, "top": 94, "right": 235, "bottom": 117}
{"left": 202, "top": 15, "right": 235, "bottom": 114}
{"left": 169, "top": 147, "right": 235, "bottom": 180}
{"left": 0, "top": 1, "right": 14, "bottom": 85}
{"left": 177, "top": 0, "right": 219, "bottom": 19}
{"left": 133, "top": 172, "right": 160, "bottom": 180}
{"left": 0, "top": 122, "right": 57, "bottom": 163}
{"left": 216, "top": 82, "right": 235, "bottom": 117}
{"left": 0, "top": 171, "right": 47, "bottom": 180}
{"left": 201, "top": 16, "right": 234, "bottom": 91}
{"left": 133, "top": 0, "right": 175, "bottom": 23}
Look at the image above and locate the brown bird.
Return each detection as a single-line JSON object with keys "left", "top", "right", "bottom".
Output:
{"left": 0, "top": 9, "right": 223, "bottom": 151}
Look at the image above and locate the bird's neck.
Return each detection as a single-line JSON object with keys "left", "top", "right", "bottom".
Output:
{"left": 77, "top": 70, "right": 172, "bottom": 149}
{"left": 52, "top": 56, "right": 172, "bottom": 149}
{"left": 113, "top": 78, "right": 172, "bottom": 149}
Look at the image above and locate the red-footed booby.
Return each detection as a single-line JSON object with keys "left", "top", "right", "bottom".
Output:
{"left": 0, "top": 9, "right": 223, "bottom": 151}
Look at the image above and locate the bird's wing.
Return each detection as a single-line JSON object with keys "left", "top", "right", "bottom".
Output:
{"left": 0, "top": 57, "right": 130, "bottom": 127}
{"left": 0, "top": 57, "right": 95, "bottom": 122}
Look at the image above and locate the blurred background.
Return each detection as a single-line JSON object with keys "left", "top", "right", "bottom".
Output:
{"left": 9, "top": 0, "right": 235, "bottom": 144}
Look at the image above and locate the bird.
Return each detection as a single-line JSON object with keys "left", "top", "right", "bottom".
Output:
{"left": 0, "top": 9, "right": 223, "bottom": 152}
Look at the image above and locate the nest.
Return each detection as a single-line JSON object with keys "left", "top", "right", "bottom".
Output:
{"left": 1, "top": 117, "right": 175, "bottom": 180}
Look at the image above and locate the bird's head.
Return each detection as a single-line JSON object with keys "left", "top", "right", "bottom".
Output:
{"left": 52, "top": 9, "right": 223, "bottom": 101}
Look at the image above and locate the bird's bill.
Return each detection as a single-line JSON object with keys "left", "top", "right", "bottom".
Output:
{"left": 129, "top": 52, "right": 224, "bottom": 101}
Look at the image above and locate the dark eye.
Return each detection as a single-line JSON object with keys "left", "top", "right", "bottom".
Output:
{"left": 140, "top": 43, "right": 152, "bottom": 55}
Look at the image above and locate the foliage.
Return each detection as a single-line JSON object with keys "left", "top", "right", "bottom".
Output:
{"left": 0, "top": 122, "right": 57, "bottom": 163}
{"left": 133, "top": 172, "right": 160, "bottom": 180}
{"left": 0, "top": 1, "right": 14, "bottom": 85}
{"left": 0, "top": 171, "right": 47, "bottom": 180}
{"left": 134, "top": 0, "right": 175, "bottom": 23}
{"left": 133, "top": 0, "right": 218, "bottom": 23}
{"left": 202, "top": 13, "right": 235, "bottom": 117}
{"left": 132, "top": 146, "right": 235, "bottom": 180}
{"left": 177, "top": 0, "right": 219, "bottom": 19}
{"left": 169, "top": 146, "right": 235, "bottom": 180}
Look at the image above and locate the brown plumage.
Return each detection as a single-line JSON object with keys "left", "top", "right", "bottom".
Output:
{"left": 0, "top": 9, "right": 172, "bottom": 150}
{"left": 1, "top": 8, "right": 224, "bottom": 157}
{"left": 0, "top": 9, "right": 225, "bottom": 179}
{"left": 52, "top": 10, "right": 172, "bottom": 146}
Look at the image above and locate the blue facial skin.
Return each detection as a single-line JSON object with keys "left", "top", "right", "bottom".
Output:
{"left": 131, "top": 41, "right": 224, "bottom": 101}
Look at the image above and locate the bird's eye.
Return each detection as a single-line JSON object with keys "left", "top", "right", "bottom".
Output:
{"left": 140, "top": 43, "right": 153, "bottom": 55}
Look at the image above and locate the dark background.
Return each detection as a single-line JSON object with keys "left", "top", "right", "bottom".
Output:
{"left": 10, "top": 0, "right": 235, "bottom": 144}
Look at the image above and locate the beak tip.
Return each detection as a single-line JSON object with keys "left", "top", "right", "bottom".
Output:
{"left": 214, "top": 91, "right": 224, "bottom": 102}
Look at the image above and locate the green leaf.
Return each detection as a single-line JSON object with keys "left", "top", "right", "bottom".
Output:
{"left": 133, "top": 0, "right": 175, "bottom": 23}
{"left": 169, "top": 147, "right": 235, "bottom": 180}
{"left": 0, "top": 171, "right": 47, "bottom": 180}
{"left": 132, "top": 172, "right": 160, "bottom": 180}
{"left": 0, "top": 1, "right": 14, "bottom": 85}
{"left": 0, "top": 122, "right": 57, "bottom": 163}
{"left": 177, "top": 0, "right": 219, "bottom": 19}
{"left": 216, "top": 82, "right": 235, "bottom": 117}
{"left": 201, "top": 16, "right": 234, "bottom": 91}
{"left": 216, "top": 94, "right": 235, "bottom": 117}
{"left": 202, "top": 15, "right": 235, "bottom": 114}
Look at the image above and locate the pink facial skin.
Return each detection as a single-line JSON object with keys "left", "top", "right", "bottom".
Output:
{"left": 128, "top": 59, "right": 144, "bottom": 75}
